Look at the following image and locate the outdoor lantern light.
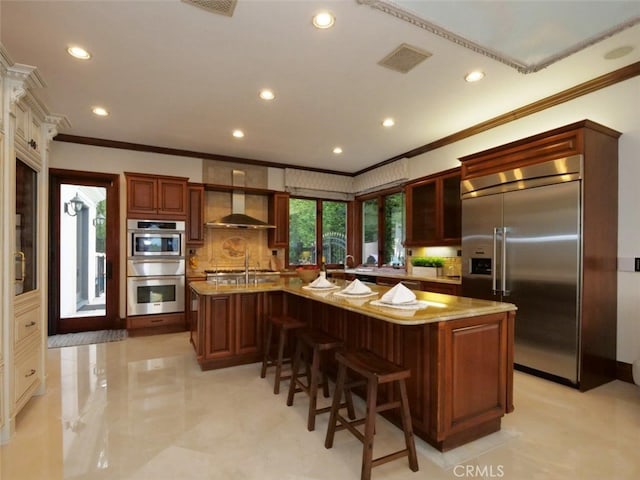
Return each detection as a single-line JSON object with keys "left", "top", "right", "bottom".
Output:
{"left": 64, "top": 193, "right": 85, "bottom": 217}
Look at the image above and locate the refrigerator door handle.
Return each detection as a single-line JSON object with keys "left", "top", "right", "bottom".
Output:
{"left": 502, "top": 227, "right": 510, "bottom": 296}
{"left": 492, "top": 227, "right": 499, "bottom": 294}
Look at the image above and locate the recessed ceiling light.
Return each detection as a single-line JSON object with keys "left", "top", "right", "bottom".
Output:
{"left": 382, "top": 118, "right": 395, "bottom": 128}
{"left": 67, "top": 46, "right": 91, "bottom": 60}
{"left": 333, "top": 147, "right": 343, "bottom": 154}
{"left": 232, "top": 129, "right": 245, "bottom": 138}
{"left": 259, "top": 89, "right": 275, "bottom": 101}
{"left": 465, "top": 70, "right": 485, "bottom": 82}
{"left": 312, "top": 11, "right": 335, "bottom": 29}
{"left": 604, "top": 46, "right": 634, "bottom": 60}
{"left": 92, "top": 106, "right": 109, "bottom": 116}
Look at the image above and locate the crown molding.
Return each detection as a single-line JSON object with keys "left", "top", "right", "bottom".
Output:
{"left": 53, "top": 134, "right": 354, "bottom": 177}
{"left": 358, "top": 0, "right": 640, "bottom": 74}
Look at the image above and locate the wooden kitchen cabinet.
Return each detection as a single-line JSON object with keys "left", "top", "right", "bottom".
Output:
{"left": 235, "top": 292, "right": 264, "bottom": 355}
{"left": 203, "top": 295, "right": 235, "bottom": 361}
{"left": 186, "top": 183, "right": 205, "bottom": 245}
{"left": 125, "top": 172, "right": 188, "bottom": 219}
{"left": 405, "top": 167, "right": 461, "bottom": 246}
{"left": 15, "top": 99, "right": 43, "bottom": 160}
{"left": 435, "top": 312, "right": 513, "bottom": 442}
{"left": 194, "top": 291, "right": 270, "bottom": 370}
{"left": 268, "top": 192, "right": 289, "bottom": 248}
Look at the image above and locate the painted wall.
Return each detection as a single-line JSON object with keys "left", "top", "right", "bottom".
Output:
{"left": 49, "top": 76, "right": 640, "bottom": 364}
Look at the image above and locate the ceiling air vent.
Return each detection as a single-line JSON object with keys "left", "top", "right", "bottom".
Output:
{"left": 181, "top": 0, "right": 237, "bottom": 17}
{"left": 378, "top": 43, "right": 432, "bottom": 73}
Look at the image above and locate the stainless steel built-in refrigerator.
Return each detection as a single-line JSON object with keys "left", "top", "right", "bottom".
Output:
{"left": 461, "top": 155, "right": 582, "bottom": 386}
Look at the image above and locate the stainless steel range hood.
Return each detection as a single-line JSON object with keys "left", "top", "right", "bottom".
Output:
{"left": 205, "top": 170, "right": 275, "bottom": 229}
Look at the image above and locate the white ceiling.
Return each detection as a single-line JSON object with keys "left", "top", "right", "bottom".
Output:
{"left": 1, "top": 0, "right": 639, "bottom": 174}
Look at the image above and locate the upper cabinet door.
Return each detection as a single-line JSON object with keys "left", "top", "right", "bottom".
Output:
{"left": 127, "top": 174, "right": 157, "bottom": 216}
{"left": 186, "top": 183, "right": 205, "bottom": 245}
{"left": 405, "top": 168, "right": 461, "bottom": 246}
{"left": 126, "top": 173, "right": 187, "bottom": 219}
{"left": 157, "top": 179, "right": 187, "bottom": 217}
{"left": 405, "top": 179, "right": 437, "bottom": 245}
{"left": 268, "top": 192, "right": 290, "bottom": 248}
{"left": 441, "top": 172, "right": 462, "bottom": 242}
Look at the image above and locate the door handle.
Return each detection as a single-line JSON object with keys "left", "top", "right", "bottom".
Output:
{"left": 15, "top": 251, "right": 25, "bottom": 284}
{"left": 502, "top": 227, "right": 510, "bottom": 296}
{"left": 130, "top": 259, "right": 182, "bottom": 264}
{"left": 492, "top": 228, "right": 498, "bottom": 294}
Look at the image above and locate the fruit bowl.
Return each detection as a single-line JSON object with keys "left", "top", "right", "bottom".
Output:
{"left": 296, "top": 267, "right": 319, "bottom": 283}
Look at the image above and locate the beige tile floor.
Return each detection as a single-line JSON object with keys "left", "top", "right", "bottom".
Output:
{"left": 1, "top": 331, "right": 639, "bottom": 480}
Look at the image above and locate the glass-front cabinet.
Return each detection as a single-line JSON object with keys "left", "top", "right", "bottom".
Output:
{"left": 405, "top": 168, "right": 461, "bottom": 246}
{"left": 361, "top": 191, "right": 405, "bottom": 267}
{"left": 1, "top": 61, "right": 63, "bottom": 442}
{"left": 15, "top": 159, "right": 38, "bottom": 295}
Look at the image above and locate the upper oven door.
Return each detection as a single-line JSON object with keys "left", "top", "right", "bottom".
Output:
{"left": 131, "top": 232, "right": 182, "bottom": 256}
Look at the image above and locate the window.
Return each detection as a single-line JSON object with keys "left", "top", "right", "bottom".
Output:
{"left": 361, "top": 191, "right": 405, "bottom": 267}
{"left": 289, "top": 198, "right": 347, "bottom": 267}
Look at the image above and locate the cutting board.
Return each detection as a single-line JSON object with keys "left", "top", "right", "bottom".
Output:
{"left": 269, "top": 255, "right": 283, "bottom": 272}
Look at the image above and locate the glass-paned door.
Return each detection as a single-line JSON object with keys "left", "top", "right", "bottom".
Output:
{"left": 289, "top": 198, "right": 317, "bottom": 265}
{"left": 383, "top": 192, "right": 405, "bottom": 266}
{"left": 362, "top": 199, "right": 379, "bottom": 265}
{"left": 60, "top": 184, "right": 107, "bottom": 318}
{"left": 15, "top": 159, "right": 37, "bottom": 295}
{"left": 321, "top": 200, "right": 347, "bottom": 265}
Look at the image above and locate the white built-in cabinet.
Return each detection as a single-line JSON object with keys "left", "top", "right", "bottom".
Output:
{"left": 0, "top": 45, "right": 68, "bottom": 443}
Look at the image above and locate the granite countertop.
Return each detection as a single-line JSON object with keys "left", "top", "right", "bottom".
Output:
{"left": 188, "top": 268, "right": 461, "bottom": 285}
{"left": 336, "top": 268, "right": 462, "bottom": 285}
{"left": 189, "top": 278, "right": 515, "bottom": 326}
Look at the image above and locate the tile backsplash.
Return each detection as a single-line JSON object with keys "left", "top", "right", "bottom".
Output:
{"left": 188, "top": 190, "right": 283, "bottom": 271}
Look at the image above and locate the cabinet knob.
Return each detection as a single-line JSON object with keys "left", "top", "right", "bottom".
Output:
{"left": 25, "top": 368, "right": 36, "bottom": 378}
{"left": 28, "top": 139, "right": 38, "bottom": 149}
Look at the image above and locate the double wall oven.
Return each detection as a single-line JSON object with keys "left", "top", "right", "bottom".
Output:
{"left": 127, "top": 219, "right": 185, "bottom": 316}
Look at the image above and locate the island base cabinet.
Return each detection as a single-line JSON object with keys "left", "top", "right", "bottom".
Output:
{"left": 432, "top": 311, "right": 514, "bottom": 451}
{"left": 284, "top": 293, "right": 514, "bottom": 452}
{"left": 195, "top": 292, "right": 278, "bottom": 370}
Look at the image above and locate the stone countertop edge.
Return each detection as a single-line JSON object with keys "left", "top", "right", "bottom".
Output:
{"left": 189, "top": 278, "right": 516, "bottom": 326}
{"left": 187, "top": 269, "right": 460, "bottom": 284}
{"left": 331, "top": 268, "right": 462, "bottom": 285}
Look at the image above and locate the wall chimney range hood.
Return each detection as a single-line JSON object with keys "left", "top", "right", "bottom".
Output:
{"left": 206, "top": 170, "right": 275, "bottom": 229}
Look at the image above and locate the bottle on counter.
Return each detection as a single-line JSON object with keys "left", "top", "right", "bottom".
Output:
{"left": 320, "top": 255, "right": 327, "bottom": 278}
{"left": 189, "top": 251, "right": 198, "bottom": 269}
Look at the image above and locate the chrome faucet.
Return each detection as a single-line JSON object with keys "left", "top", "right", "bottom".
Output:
{"left": 344, "top": 255, "right": 355, "bottom": 270}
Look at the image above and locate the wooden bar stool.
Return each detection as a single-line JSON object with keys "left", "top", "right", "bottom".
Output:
{"left": 260, "top": 315, "right": 306, "bottom": 394}
{"left": 286, "top": 329, "right": 355, "bottom": 431}
{"left": 325, "top": 349, "right": 419, "bottom": 480}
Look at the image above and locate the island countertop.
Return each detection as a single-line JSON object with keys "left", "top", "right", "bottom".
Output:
{"left": 189, "top": 277, "right": 516, "bottom": 326}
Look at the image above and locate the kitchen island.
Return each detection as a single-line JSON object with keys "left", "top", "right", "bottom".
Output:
{"left": 189, "top": 277, "right": 516, "bottom": 451}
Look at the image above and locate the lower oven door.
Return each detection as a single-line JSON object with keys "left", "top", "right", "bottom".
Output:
{"left": 127, "top": 275, "right": 185, "bottom": 316}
